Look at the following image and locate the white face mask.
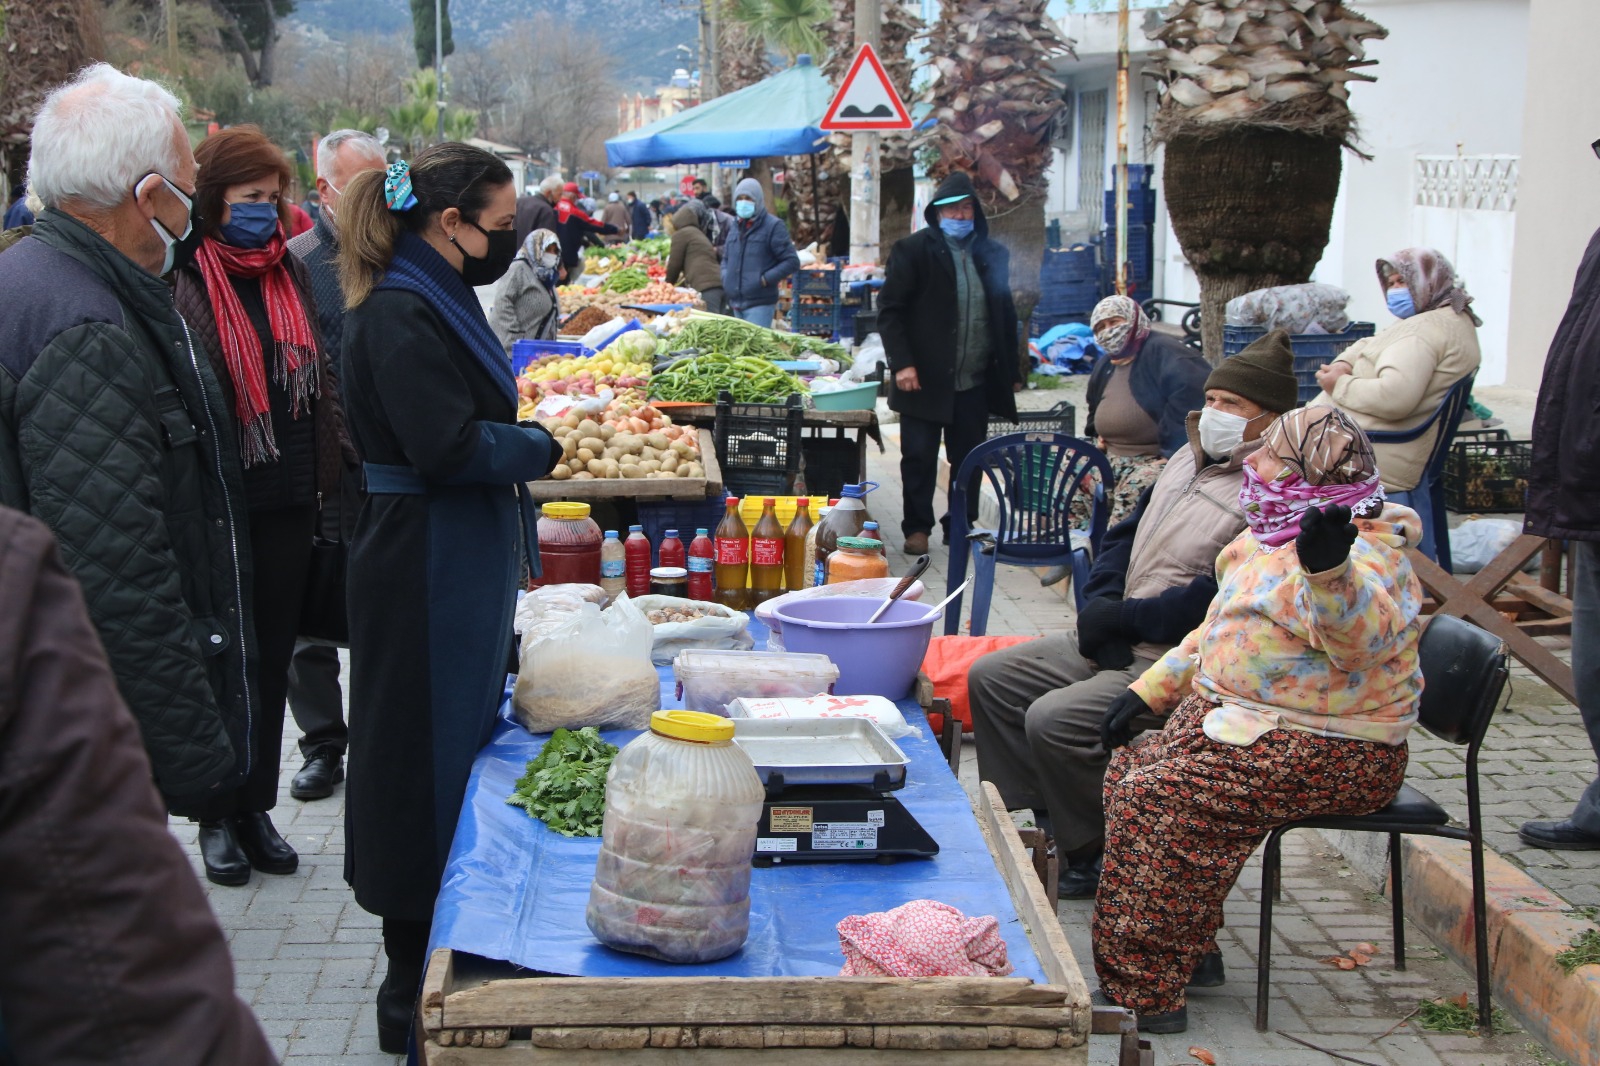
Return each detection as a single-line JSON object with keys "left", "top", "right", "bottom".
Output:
{"left": 538, "top": 250, "right": 560, "bottom": 271}
{"left": 1198, "top": 407, "right": 1251, "bottom": 459}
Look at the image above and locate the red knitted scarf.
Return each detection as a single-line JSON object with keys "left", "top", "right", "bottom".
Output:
{"left": 195, "top": 232, "right": 320, "bottom": 467}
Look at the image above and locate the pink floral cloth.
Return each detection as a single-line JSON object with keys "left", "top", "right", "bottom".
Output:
{"left": 837, "top": 900, "right": 1013, "bottom": 977}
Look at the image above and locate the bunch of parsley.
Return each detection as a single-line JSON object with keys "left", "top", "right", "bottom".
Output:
{"left": 506, "top": 727, "right": 619, "bottom": 837}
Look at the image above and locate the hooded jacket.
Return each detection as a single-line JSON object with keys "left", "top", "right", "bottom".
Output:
{"left": 666, "top": 203, "right": 723, "bottom": 294}
{"left": 1527, "top": 226, "right": 1600, "bottom": 539}
{"left": 720, "top": 177, "right": 800, "bottom": 308}
{"left": 877, "top": 171, "right": 1020, "bottom": 424}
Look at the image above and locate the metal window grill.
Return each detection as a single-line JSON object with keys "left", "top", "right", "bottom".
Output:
{"left": 1414, "top": 155, "right": 1519, "bottom": 213}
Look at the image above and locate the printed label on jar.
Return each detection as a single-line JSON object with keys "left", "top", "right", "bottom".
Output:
{"left": 687, "top": 556, "right": 714, "bottom": 573}
{"left": 752, "top": 537, "right": 783, "bottom": 566}
{"left": 714, "top": 538, "right": 748, "bottom": 565}
{"left": 600, "top": 560, "right": 625, "bottom": 578}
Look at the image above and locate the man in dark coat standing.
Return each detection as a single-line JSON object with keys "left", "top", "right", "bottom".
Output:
{"left": 514, "top": 175, "right": 561, "bottom": 249}
{"left": 1520, "top": 224, "right": 1600, "bottom": 851}
{"left": 628, "top": 191, "right": 652, "bottom": 239}
{"left": 878, "top": 171, "right": 1021, "bottom": 555}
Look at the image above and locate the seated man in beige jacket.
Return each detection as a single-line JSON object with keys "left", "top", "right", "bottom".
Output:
{"left": 1312, "top": 247, "right": 1482, "bottom": 556}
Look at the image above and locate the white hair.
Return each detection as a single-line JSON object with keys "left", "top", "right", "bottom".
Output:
{"left": 539, "top": 175, "right": 564, "bottom": 198}
{"left": 316, "top": 129, "right": 386, "bottom": 180}
{"left": 28, "top": 63, "right": 185, "bottom": 212}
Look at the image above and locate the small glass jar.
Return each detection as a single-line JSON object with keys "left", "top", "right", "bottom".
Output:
{"left": 826, "top": 537, "right": 890, "bottom": 584}
{"left": 650, "top": 566, "right": 689, "bottom": 597}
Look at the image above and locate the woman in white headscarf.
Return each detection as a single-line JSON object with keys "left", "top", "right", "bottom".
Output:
{"left": 490, "top": 227, "right": 563, "bottom": 352}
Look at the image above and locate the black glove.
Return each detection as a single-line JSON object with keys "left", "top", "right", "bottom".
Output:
{"left": 1100, "top": 689, "right": 1151, "bottom": 751}
{"left": 1296, "top": 503, "right": 1358, "bottom": 574}
{"left": 1093, "top": 639, "right": 1136, "bottom": 672}
{"left": 1076, "top": 595, "right": 1126, "bottom": 662}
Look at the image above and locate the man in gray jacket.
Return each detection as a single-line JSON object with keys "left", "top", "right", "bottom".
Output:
{"left": 0, "top": 64, "right": 253, "bottom": 813}
{"left": 969, "top": 332, "right": 1298, "bottom": 912}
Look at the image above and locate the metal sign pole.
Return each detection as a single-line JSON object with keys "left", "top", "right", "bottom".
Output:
{"left": 848, "top": 0, "right": 883, "bottom": 266}
{"left": 1114, "top": 0, "right": 1130, "bottom": 295}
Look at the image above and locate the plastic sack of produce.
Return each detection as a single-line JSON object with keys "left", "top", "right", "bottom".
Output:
{"left": 756, "top": 578, "right": 927, "bottom": 652}
{"left": 513, "top": 593, "right": 659, "bottom": 733}
{"left": 513, "top": 584, "right": 609, "bottom": 646}
{"left": 1449, "top": 518, "right": 1537, "bottom": 575}
{"left": 837, "top": 900, "right": 1012, "bottom": 978}
{"left": 631, "top": 594, "right": 753, "bottom": 664}
{"left": 725, "top": 694, "right": 916, "bottom": 740}
{"left": 1224, "top": 283, "right": 1350, "bottom": 335}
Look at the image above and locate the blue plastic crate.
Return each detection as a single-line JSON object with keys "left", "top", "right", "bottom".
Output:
{"left": 1104, "top": 188, "right": 1158, "bottom": 227}
{"left": 792, "top": 268, "right": 842, "bottom": 299}
{"left": 1028, "top": 310, "right": 1090, "bottom": 338}
{"left": 1101, "top": 223, "right": 1155, "bottom": 287}
{"left": 511, "top": 339, "right": 595, "bottom": 376}
{"left": 636, "top": 497, "right": 729, "bottom": 567}
{"left": 1109, "top": 163, "right": 1154, "bottom": 190}
{"left": 790, "top": 302, "right": 839, "bottom": 337}
{"left": 1223, "top": 322, "right": 1377, "bottom": 405}
{"left": 1041, "top": 245, "right": 1099, "bottom": 283}
{"left": 1037, "top": 278, "right": 1100, "bottom": 315}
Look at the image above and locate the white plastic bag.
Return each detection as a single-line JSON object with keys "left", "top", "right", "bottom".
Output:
{"left": 1448, "top": 518, "right": 1536, "bottom": 575}
{"left": 845, "top": 334, "right": 887, "bottom": 382}
{"left": 631, "top": 594, "right": 753, "bottom": 664}
{"left": 726, "top": 694, "right": 916, "bottom": 740}
{"left": 513, "top": 593, "right": 659, "bottom": 733}
{"left": 578, "top": 316, "right": 634, "bottom": 352}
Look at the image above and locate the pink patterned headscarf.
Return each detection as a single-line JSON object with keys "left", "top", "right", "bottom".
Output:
{"left": 1239, "top": 407, "right": 1386, "bottom": 547}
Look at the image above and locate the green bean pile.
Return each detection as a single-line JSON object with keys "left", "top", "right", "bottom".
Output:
{"left": 675, "top": 315, "right": 847, "bottom": 364}
{"left": 649, "top": 353, "right": 808, "bottom": 404}
{"left": 601, "top": 267, "right": 652, "bottom": 294}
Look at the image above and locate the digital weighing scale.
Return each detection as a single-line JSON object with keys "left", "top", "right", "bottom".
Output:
{"left": 731, "top": 719, "right": 940, "bottom": 865}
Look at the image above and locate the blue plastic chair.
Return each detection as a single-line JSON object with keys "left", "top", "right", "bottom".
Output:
{"left": 944, "top": 433, "right": 1115, "bottom": 636}
{"left": 1364, "top": 373, "right": 1476, "bottom": 573}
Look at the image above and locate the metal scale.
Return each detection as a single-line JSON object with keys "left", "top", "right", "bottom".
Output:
{"left": 731, "top": 719, "right": 939, "bottom": 865}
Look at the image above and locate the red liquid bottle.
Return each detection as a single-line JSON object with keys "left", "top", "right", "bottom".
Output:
{"left": 624, "top": 524, "right": 653, "bottom": 598}
{"left": 687, "top": 527, "right": 715, "bottom": 601}
{"left": 658, "top": 529, "right": 686, "bottom": 572}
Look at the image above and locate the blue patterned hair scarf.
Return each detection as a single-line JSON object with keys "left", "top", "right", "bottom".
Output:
{"left": 376, "top": 231, "right": 517, "bottom": 406}
{"left": 384, "top": 161, "right": 417, "bottom": 212}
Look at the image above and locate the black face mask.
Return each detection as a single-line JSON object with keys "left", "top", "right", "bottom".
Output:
{"left": 452, "top": 218, "right": 518, "bottom": 287}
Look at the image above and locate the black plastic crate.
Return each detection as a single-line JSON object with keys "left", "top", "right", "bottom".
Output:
{"left": 714, "top": 391, "right": 805, "bottom": 497}
{"left": 797, "top": 435, "right": 862, "bottom": 501}
{"left": 792, "top": 268, "right": 842, "bottom": 299}
{"left": 987, "top": 400, "right": 1077, "bottom": 439}
{"left": 636, "top": 497, "right": 729, "bottom": 565}
{"left": 1443, "top": 431, "right": 1530, "bottom": 513}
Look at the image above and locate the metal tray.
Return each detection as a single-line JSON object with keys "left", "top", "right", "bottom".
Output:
{"left": 731, "top": 717, "right": 909, "bottom": 790}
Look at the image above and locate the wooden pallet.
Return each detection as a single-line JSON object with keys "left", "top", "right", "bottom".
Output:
{"left": 417, "top": 784, "right": 1098, "bottom": 1063}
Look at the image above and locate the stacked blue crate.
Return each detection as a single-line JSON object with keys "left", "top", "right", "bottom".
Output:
{"left": 1034, "top": 244, "right": 1100, "bottom": 337}
{"left": 1103, "top": 169, "right": 1158, "bottom": 293}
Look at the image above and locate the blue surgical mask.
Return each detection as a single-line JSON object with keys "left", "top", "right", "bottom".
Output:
{"left": 1386, "top": 287, "right": 1416, "bottom": 319}
{"left": 940, "top": 217, "right": 975, "bottom": 240}
{"left": 219, "top": 201, "right": 280, "bottom": 248}
{"left": 735, "top": 200, "right": 755, "bottom": 220}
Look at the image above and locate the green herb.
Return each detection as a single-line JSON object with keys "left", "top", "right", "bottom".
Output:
{"left": 1415, "top": 996, "right": 1517, "bottom": 1035}
{"left": 506, "top": 727, "right": 619, "bottom": 837}
{"left": 1555, "top": 927, "right": 1600, "bottom": 974}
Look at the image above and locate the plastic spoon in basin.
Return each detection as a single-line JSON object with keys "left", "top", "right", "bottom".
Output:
{"left": 924, "top": 579, "right": 972, "bottom": 620}
{"left": 867, "top": 554, "right": 930, "bottom": 623}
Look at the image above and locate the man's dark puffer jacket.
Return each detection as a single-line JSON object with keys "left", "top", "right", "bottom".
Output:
{"left": 0, "top": 211, "right": 256, "bottom": 812}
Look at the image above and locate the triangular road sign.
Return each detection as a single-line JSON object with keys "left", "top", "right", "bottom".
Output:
{"left": 821, "top": 44, "right": 913, "bottom": 132}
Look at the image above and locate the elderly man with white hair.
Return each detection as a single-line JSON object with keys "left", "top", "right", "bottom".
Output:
{"left": 282, "top": 128, "right": 386, "bottom": 804}
{"left": 514, "top": 172, "right": 563, "bottom": 248}
{"left": 0, "top": 63, "right": 275, "bottom": 1066}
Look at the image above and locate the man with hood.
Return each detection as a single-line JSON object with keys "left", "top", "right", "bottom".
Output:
{"left": 628, "top": 191, "right": 652, "bottom": 240}
{"left": 666, "top": 200, "right": 725, "bottom": 313}
{"left": 878, "top": 171, "right": 1021, "bottom": 555}
{"left": 721, "top": 177, "right": 800, "bottom": 327}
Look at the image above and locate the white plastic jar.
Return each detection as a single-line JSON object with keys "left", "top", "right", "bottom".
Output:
{"left": 586, "top": 710, "right": 766, "bottom": 963}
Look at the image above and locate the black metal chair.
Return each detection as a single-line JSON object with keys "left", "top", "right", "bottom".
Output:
{"left": 1254, "top": 614, "right": 1509, "bottom": 1033}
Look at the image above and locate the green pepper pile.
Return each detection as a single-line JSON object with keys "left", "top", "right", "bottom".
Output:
{"left": 601, "top": 267, "right": 652, "bottom": 294}
{"left": 650, "top": 353, "right": 808, "bottom": 404}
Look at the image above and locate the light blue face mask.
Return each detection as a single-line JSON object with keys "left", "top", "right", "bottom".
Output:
{"left": 735, "top": 199, "right": 756, "bottom": 220}
{"left": 940, "top": 217, "right": 974, "bottom": 240}
{"left": 219, "top": 201, "right": 280, "bottom": 248}
{"left": 1386, "top": 286, "right": 1416, "bottom": 319}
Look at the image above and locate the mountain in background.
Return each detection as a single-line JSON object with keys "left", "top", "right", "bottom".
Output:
{"left": 287, "top": 0, "right": 700, "bottom": 90}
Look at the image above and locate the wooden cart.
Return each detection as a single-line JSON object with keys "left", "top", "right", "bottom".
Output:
{"left": 417, "top": 783, "right": 1122, "bottom": 1063}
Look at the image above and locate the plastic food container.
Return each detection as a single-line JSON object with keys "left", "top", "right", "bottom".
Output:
{"left": 769, "top": 598, "right": 941, "bottom": 700}
{"left": 532, "top": 502, "right": 602, "bottom": 588}
{"left": 674, "top": 649, "right": 840, "bottom": 716}
{"left": 587, "top": 711, "right": 765, "bottom": 964}
{"left": 826, "top": 537, "right": 889, "bottom": 584}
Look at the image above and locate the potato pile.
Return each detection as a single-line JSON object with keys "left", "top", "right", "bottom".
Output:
{"left": 543, "top": 413, "right": 707, "bottom": 482}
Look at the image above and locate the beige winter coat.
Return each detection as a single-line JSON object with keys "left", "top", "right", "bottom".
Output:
{"left": 1309, "top": 307, "right": 1480, "bottom": 491}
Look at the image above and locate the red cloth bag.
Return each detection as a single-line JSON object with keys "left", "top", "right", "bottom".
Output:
{"left": 920, "top": 634, "right": 1034, "bottom": 734}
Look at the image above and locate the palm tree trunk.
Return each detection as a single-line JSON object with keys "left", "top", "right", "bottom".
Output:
{"left": 1162, "top": 128, "right": 1343, "bottom": 363}
{"left": 879, "top": 166, "right": 914, "bottom": 262}
{"left": 984, "top": 188, "right": 1047, "bottom": 377}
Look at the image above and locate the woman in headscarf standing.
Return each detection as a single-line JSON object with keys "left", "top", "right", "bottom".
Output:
{"left": 490, "top": 227, "right": 563, "bottom": 351}
{"left": 1078, "top": 295, "right": 1209, "bottom": 525}
{"left": 170, "top": 125, "right": 349, "bottom": 888}
{"left": 1312, "top": 247, "right": 1482, "bottom": 558}
{"left": 336, "top": 145, "right": 559, "bottom": 1052}
{"left": 1090, "top": 407, "right": 1424, "bottom": 1035}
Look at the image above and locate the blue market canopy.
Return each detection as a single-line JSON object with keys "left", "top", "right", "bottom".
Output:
{"left": 605, "top": 56, "right": 834, "bottom": 167}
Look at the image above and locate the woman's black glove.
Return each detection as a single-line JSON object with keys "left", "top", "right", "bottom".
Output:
{"left": 1076, "top": 595, "right": 1126, "bottom": 662}
{"left": 1296, "top": 503, "right": 1358, "bottom": 574}
{"left": 1100, "top": 689, "right": 1151, "bottom": 750}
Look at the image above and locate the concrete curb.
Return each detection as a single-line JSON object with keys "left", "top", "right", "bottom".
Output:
{"left": 1355, "top": 832, "right": 1600, "bottom": 1066}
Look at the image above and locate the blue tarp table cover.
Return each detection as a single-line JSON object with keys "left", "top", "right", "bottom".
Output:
{"left": 428, "top": 629, "right": 1046, "bottom": 981}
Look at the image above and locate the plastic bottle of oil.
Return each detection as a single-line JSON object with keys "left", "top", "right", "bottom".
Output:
{"left": 783, "top": 498, "right": 813, "bottom": 591}
{"left": 748, "top": 498, "right": 785, "bottom": 606}
{"left": 712, "top": 497, "right": 750, "bottom": 610}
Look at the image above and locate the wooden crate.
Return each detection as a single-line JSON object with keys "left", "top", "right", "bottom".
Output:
{"left": 524, "top": 428, "right": 724, "bottom": 502}
{"left": 418, "top": 783, "right": 1093, "bottom": 1063}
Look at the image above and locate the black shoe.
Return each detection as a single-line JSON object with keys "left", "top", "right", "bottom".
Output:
{"left": 1091, "top": 989, "right": 1188, "bottom": 1035}
{"left": 230, "top": 812, "right": 298, "bottom": 875}
{"left": 1188, "top": 949, "right": 1225, "bottom": 988}
{"left": 1518, "top": 819, "right": 1600, "bottom": 851}
{"left": 377, "top": 970, "right": 417, "bottom": 1054}
{"left": 198, "top": 821, "right": 250, "bottom": 886}
{"left": 1039, "top": 565, "right": 1072, "bottom": 588}
{"left": 290, "top": 751, "right": 344, "bottom": 801}
{"left": 1059, "top": 853, "right": 1102, "bottom": 900}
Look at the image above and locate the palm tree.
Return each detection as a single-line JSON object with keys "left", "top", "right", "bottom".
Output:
{"left": 916, "top": 0, "right": 1074, "bottom": 361}
{"left": 1146, "top": 0, "right": 1387, "bottom": 361}
{"left": 727, "top": 0, "right": 829, "bottom": 63}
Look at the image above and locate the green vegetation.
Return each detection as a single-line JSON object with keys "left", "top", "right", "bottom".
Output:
{"left": 1414, "top": 997, "right": 1517, "bottom": 1036}
{"left": 1554, "top": 928, "right": 1600, "bottom": 974}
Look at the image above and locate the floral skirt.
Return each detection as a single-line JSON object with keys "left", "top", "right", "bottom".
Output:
{"left": 1072, "top": 452, "right": 1166, "bottom": 531}
{"left": 1091, "top": 695, "right": 1408, "bottom": 1015}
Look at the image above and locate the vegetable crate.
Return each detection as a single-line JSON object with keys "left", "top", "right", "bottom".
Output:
{"left": 799, "top": 433, "right": 866, "bottom": 502}
{"left": 790, "top": 301, "right": 840, "bottom": 338}
{"left": 987, "top": 401, "right": 1077, "bottom": 441}
{"left": 714, "top": 392, "right": 805, "bottom": 497}
{"left": 512, "top": 339, "right": 595, "bottom": 377}
{"left": 792, "top": 267, "right": 842, "bottom": 300}
{"left": 637, "top": 497, "right": 730, "bottom": 565}
{"left": 1222, "top": 322, "right": 1376, "bottom": 405}
{"left": 1443, "top": 430, "right": 1531, "bottom": 513}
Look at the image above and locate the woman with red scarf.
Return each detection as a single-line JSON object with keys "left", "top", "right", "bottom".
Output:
{"left": 171, "top": 125, "right": 350, "bottom": 887}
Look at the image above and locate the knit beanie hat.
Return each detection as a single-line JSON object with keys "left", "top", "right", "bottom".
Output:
{"left": 1205, "top": 329, "right": 1298, "bottom": 413}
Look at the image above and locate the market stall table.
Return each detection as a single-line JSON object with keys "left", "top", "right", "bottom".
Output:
{"left": 523, "top": 428, "right": 725, "bottom": 503}
{"left": 419, "top": 628, "right": 1091, "bottom": 1061}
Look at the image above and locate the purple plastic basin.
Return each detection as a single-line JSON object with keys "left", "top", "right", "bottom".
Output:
{"left": 768, "top": 597, "right": 942, "bottom": 699}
